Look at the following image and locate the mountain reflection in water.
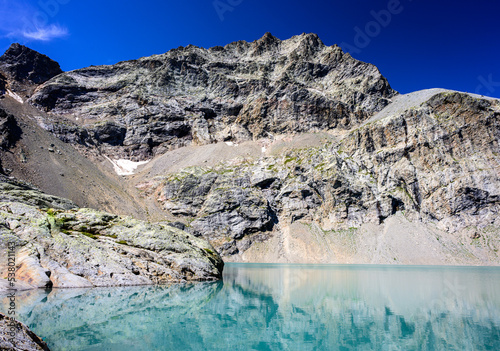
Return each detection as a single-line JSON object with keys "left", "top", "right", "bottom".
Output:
{"left": 2, "top": 264, "right": 499, "bottom": 351}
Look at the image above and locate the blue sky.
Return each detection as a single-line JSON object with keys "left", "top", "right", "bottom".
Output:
{"left": 1, "top": 0, "right": 499, "bottom": 97}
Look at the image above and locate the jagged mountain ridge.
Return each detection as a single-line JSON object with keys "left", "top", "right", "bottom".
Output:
{"left": 27, "top": 32, "right": 395, "bottom": 160}
{"left": 0, "top": 33, "right": 499, "bottom": 265}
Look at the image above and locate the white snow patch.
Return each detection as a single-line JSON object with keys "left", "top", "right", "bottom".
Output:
{"left": 7, "top": 90, "right": 23, "bottom": 104}
{"left": 225, "top": 141, "right": 238, "bottom": 146}
{"left": 104, "top": 156, "right": 149, "bottom": 176}
{"left": 261, "top": 146, "right": 267, "bottom": 153}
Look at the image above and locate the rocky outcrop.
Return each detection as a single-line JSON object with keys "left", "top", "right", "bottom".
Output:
{"left": 156, "top": 167, "right": 276, "bottom": 255}
{"left": 0, "top": 175, "right": 223, "bottom": 289}
{"left": 0, "top": 73, "right": 6, "bottom": 95}
{"left": 0, "top": 108, "right": 21, "bottom": 151}
{"left": 28, "top": 33, "right": 395, "bottom": 160}
{"left": 0, "top": 313, "right": 50, "bottom": 351}
{"left": 338, "top": 90, "right": 500, "bottom": 233}
{"left": 0, "top": 44, "right": 62, "bottom": 85}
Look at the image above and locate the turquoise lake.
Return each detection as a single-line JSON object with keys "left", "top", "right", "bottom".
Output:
{"left": 2, "top": 264, "right": 500, "bottom": 350}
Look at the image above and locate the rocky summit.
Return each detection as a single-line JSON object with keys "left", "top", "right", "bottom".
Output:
{"left": 28, "top": 32, "right": 395, "bottom": 160}
{"left": 0, "top": 33, "right": 499, "bottom": 275}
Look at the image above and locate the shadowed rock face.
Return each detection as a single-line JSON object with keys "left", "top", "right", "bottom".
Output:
{"left": 0, "top": 313, "right": 50, "bottom": 351}
{"left": 0, "top": 73, "right": 6, "bottom": 95}
{"left": 0, "top": 44, "right": 62, "bottom": 85}
{"left": 0, "top": 175, "right": 223, "bottom": 289}
{"left": 28, "top": 33, "right": 396, "bottom": 160}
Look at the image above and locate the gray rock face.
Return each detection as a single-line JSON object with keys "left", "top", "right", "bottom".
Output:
{"left": 158, "top": 167, "right": 275, "bottom": 255}
{"left": 28, "top": 33, "right": 396, "bottom": 160}
{"left": 0, "top": 313, "right": 50, "bottom": 351}
{"left": 0, "top": 176, "right": 223, "bottom": 289}
{"left": 143, "top": 90, "right": 500, "bottom": 258}
{"left": 338, "top": 91, "right": 500, "bottom": 233}
{"left": 0, "top": 73, "right": 5, "bottom": 95}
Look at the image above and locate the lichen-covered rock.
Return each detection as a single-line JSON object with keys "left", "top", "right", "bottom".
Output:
{"left": 0, "top": 175, "right": 76, "bottom": 210}
{"left": 0, "top": 312, "right": 50, "bottom": 351}
{"left": 0, "top": 176, "right": 223, "bottom": 289}
{"left": 157, "top": 167, "right": 276, "bottom": 255}
{"left": 28, "top": 33, "right": 396, "bottom": 160}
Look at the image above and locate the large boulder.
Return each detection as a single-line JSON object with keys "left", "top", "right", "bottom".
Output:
{"left": 0, "top": 175, "right": 223, "bottom": 289}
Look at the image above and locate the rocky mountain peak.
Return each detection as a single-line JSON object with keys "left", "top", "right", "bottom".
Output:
{"left": 26, "top": 33, "right": 397, "bottom": 160}
{"left": 0, "top": 43, "right": 62, "bottom": 84}
{"left": 251, "top": 32, "right": 281, "bottom": 56}
{"left": 249, "top": 32, "right": 325, "bottom": 59}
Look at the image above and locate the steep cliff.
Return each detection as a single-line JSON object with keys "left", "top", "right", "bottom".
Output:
{"left": 138, "top": 89, "right": 500, "bottom": 263}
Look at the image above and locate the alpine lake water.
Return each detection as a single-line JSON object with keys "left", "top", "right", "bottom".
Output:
{"left": 2, "top": 264, "right": 500, "bottom": 350}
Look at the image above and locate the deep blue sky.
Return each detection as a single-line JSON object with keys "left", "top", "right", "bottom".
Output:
{"left": 1, "top": 0, "right": 499, "bottom": 97}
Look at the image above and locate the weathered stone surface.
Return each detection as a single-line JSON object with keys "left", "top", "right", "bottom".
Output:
{"left": 0, "top": 176, "right": 223, "bottom": 289}
{"left": 157, "top": 167, "right": 276, "bottom": 255}
{"left": 0, "top": 175, "right": 76, "bottom": 210}
{"left": 0, "top": 312, "right": 50, "bottom": 351}
{"left": 0, "top": 73, "right": 5, "bottom": 95}
{"left": 28, "top": 33, "right": 396, "bottom": 160}
{"left": 144, "top": 90, "right": 500, "bottom": 260}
